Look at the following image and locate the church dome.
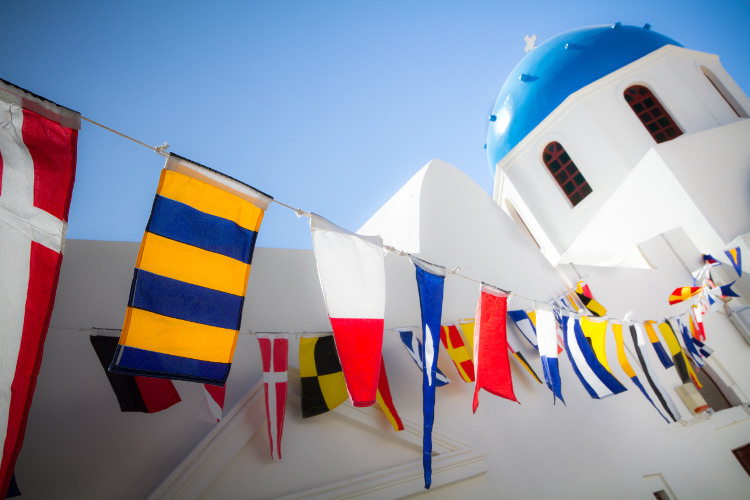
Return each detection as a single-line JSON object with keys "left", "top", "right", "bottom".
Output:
{"left": 486, "top": 23, "right": 681, "bottom": 176}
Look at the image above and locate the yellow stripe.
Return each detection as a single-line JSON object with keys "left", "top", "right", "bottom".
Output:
{"left": 122, "top": 307, "right": 238, "bottom": 363}
{"left": 612, "top": 324, "right": 636, "bottom": 378}
{"left": 657, "top": 322, "right": 682, "bottom": 357}
{"left": 644, "top": 321, "right": 661, "bottom": 344}
{"left": 580, "top": 317, "right": 613, "bottom": 373}
{"left": 512, "top": 352, "right": 543, "bottom": 384}
{"left": 319, "top": 372, "right": 348, "bottom": 409}
{"left": 376, "top": 390, "right": 401, "bottom": 432}
{"left": 459, "top": 320, "right": 475, "bottom": 351}
{"left": 137, "top": 233, "right": 250, "bottom": 296}
{"left": 527, "top": 310, "right": 537, "bottom": 325}
{"left": 158, "top": 169, "right": 265, "bottom": 232}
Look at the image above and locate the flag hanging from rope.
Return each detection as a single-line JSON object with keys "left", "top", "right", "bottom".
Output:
{"left": 411, "top": 257, "right": 446, "bottom": 490}
{"left": 440, "top": 324, "right": 475, "bottom": 383}
{"left": 507, "top": 309, "right": 538, "bottom": 348}
{"left": 396, "top": 328, "right": 450, "bottom": 386}
{"left": 629, "top": 323, "right": 681, "bottom": 422}
{"left": 725, "top": 247, "right": 742, "bottom": 277}
{"left": 562, "top": 315, "right": 626, "bottom": 399}
{"left": 643, "top": 320, "right": 674, "bottom": 369}
{"left": 668, "top": 286, "right": 703, "bottom": 305}
{"left": 197, "top": 384, "right": 226, "bottom": 423}
{"left": 610, "top": 324, "right": 669, "bottom": 423}
{"left": 111, "top": 154, "right": 271, "bottom": 385}
{"left": 575, "top": 281, "right": 607, "bottom": 317}
{"left": 375, "top": 356, "right": 404, "bottom": 432}
{"left": 537, "top": 307, "right": 564, "bottom": 404}
{"left": 472, "top": 284, "right": 517, "bottom": 412}
{"left": 90, "top": 335, "right": 181, "bottom": 413}
{"left": 505, "top": 326, "right": 543, "bottom": 385}
{"left": 0, "top": 79, "right": 80, "bottom": 496}
{"left": 657, "top": 320, "right": 702, "bottom": 388}
{"left": 299, "top": 335, "right": 348, "bottom": 418}
{"left": 257, "top": 333, "right": 288, "bottom": 460}
{"left": 310, "top": 214, "right": 385, "bottom": 407}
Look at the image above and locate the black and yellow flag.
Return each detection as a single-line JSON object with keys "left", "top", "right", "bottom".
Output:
{"left": 299, "top": 336, "right": 348, "bottom": 418}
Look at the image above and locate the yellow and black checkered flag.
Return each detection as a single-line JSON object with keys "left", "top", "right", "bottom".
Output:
{"left": 299, "top": 336, "right": 348, "bottom": 418}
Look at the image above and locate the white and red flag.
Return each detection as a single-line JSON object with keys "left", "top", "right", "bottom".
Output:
{"left": 310, "top": 214, "right": 385, "bottom": 407}
{"left": 197, "top": 384, "right": 226, "bottom": 423}
{"left": 257, "top": 333, "right": 289, "bottom": 460}
{"left": 0, "top": 79, "right": 79, "bottom": 494}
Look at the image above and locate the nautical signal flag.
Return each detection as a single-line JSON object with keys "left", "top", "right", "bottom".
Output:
{"left": 299, "top": 335, "right": 348, "bottom": 418}
{"left": 257, "top": 333, "right": 289, "bottom": 460}
{"left": 610, "top": 324, "right": 669, "bottom": 423}
{"left": 411, "top": 257, "right": 446, "bottom": 490}
{"left": 396, "top": 328, "right": 450, "bottom": 387}
{"left": 668, "top": 286, "right": 703, "bottom": 305}
{"left": 310, "top": 214, "right": 385, "bottom": 408}
{"left": 725, "top": 247, "right": 741, "bottom": 276}
{"left": 575, "top": 281, "right": 607, "bottom": 317}
{"left": 90, "top": 335, "right": 181, "bottom": 413}
{"left": 111, "top": 154, "right": 271, "bottom": 385}
{"left": 643, "top": 321, "right": 674, "bottom": 369}
{"left": 629, "top": 323, "right": 681, "bottom": 422}
{"left": 0, "top": 78, "right": 79, "bottom": 496}
{"left": 472, "top": 285, "right": 518, "bottom": 413}
{"left": 197, "top": 384, "right": 226, "bottom": 424}
{"left": 657, "top": 320, "right": 701, "bottom": 388}
{"left": 440, "top": 324, "right": 475, "bottom": 383}
{"left": 562, "top": 316, "right": 626, "bottom": 399}
{"left": 536, "top": 307, "right": 564, "bottom": 404}
{"left": 507, "top": 309, "right": 538, "bottom": 348}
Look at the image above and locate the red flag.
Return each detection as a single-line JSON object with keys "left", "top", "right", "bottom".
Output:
{"left": 257, "top": 334, "right": 289, "bottom": 460}
{"left": 198, "top": 384, "right": 226, "bottom": 423}
{"left": 473, "top": 285, "right": 518, "bottom": 413}
{"left": 0, "top": 79, "right": 79, "bottom": 494}
{"left": 376, "top": 356, "right": 404, "bottom": 431}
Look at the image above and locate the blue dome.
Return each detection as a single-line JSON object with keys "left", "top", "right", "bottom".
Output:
{"left": 486, "top": 23, "right": 681, "bottom": 177}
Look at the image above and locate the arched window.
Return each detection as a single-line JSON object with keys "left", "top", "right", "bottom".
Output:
{"left": 624, "top": 85, "right": 682, "bottom": 143}
{"left": 542, "top": 141, "right": 591, "bottom": 207}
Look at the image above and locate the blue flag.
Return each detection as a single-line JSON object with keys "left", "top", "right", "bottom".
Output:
{"left": 396, "top": 328, "right": 450, "bottom": 386}
{"left": 411, "top": 257, "right": 446, "bottom": 490}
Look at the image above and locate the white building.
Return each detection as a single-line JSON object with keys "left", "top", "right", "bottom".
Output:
{"left": 12, "top": 24, "right": 750, "bottom": 499}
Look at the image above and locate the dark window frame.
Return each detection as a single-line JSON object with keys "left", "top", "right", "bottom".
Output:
{"left": 624, "top": 85, "right": 683, "bottom": 144}
{"left": 542, "top": 141, "right": 592, "bottom": 207}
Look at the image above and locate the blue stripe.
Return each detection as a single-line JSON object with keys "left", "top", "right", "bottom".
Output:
{"left": 541, "top": 356, "right": 564, "bottom": 405}
{"left": 147, "top": 195, "right": 258, "bottom": 263}
{"left": 128, "top": 269, "right": 243, "bottom": 330}
{"left": 398, "top": 330, "right": 449, "bottom": 387}
{"left": 111, "top": 345, "right": 230, "bottom": 385}
{"left": 562, "top": 317, "right": 600, "bottom": 399}
{"left": 652, "top": 341, "right": 674, "bottom": 368}
{"left": 630, "top": 376, "right": 670, "bottom": 424}
{"left": 573, "top": 320, "right": 627, "bottom": 397}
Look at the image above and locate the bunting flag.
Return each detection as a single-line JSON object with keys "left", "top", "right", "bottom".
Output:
{"left": 715, "top": 281, "right": 740, "bottom": 299}
{"left": 507, "top": 309, "right": 538, "bottom": 348}
{"left": 575, "top": 281, "right": 607, "bottom": 317}
{"left": 472, "top": 285, "right": 518, "bottom": 412}
{"left": 562, "top": 315, "right": 626, "bottom": 399}
{"left": 458, "top": 319, "right": 476, "bottom": 353}
{"left": 629, "top": 323, "right": 681, "bottom": 422}
{"left": 310, "top": 214, "right": 385, "bottom": 407}
{"left": 657, "top": 320, "right": 702, "bottom": 388}
{"left": 0, "top": 79, "right": 80, "bottom": 496}
{"left": 725, "top": 247, "right": 742, "bottom": 276}
{"left": 505, "top": 327, "right": 544, "bottom": 385}
{"left": 644, "top": 321, "right": 674, "bottom": 369}
{"left": 411, "top": 257, "right": 446, "bottom": 490}
{"left": 111, "top": 154, "right": 271, "bottom": 385}
{"left": 536, "top": 307, "right": 564, "bottom": 404}
{"left": 299, "top": 335, "right": 348, "bottom": 418}
{"left": 668, "top": 286, "right": 703, "bottom": 305}
{"left": 90, "top": 335, "right": 181, "bottom": 413}
{"left": 440, "top": 324, "right": 475, "bottom": 383}
{"left": 197, "top": 384, "right": 226, "bottom": 423}
{"left": 692, "top": 337, "right": 713, "bottom": 360}
{"left": 610, "top": 324, "right": 669, "bottom": 423}
{"left": 375, "top": 356, "right": 404, "bottom": 432}
{"left": 257, "top": 333, "right": 289, "bottom": 460}
{"left": 702, "top": 254, "right": 720, "bottom": 265}
{"left": 688, "top": 305, "right": 706, "bottom": 341}
{"left": 676, "top": 319, "right": 706, "bottom": 369}
{"left": 396, "top": 328, "right": 450, "bottom": 387}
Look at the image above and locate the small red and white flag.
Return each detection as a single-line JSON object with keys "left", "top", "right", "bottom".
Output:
{"left": 257, "top": 333, "right": 289, "bottom": 460}
{"left": 0, "top": 79, "right": 79, "bottom": 494}
{"left": 310, "top": 214, "right": 385, "bottom": 408}
{"left": 198, "top": 384, "right": 226, "bottom": 423}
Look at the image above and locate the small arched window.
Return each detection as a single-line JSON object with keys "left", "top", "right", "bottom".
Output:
{"left": 624, "top": 85, "right": 682, "bottom": 143}
{"left": 542, "top": 141, "right": 591, "bottom": 207}
{"left": 701, "top": 66, "right": 748, "bottom": 118}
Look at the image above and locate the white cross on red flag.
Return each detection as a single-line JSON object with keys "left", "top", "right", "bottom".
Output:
{"left": 257, "top": 333, "right": 289, "bottom": 460}
{"left": 0, "top": 79, "right": 79, "bottom": 495}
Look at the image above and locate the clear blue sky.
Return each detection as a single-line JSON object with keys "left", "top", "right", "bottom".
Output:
{"left": 3, "top": 1, "right": 749, "bottom": 249}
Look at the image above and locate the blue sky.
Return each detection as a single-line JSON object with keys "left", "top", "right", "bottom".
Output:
{"left": 3, "top": 1, "right": 749, "bottom": 249}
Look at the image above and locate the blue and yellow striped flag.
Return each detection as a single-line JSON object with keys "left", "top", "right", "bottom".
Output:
{"left": 111, "top": 154, "right": 272, "bottom": 385}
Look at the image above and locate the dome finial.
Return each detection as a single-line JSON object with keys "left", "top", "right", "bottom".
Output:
{"left": 524, "top": 34, "right": 537, "bottom": 53}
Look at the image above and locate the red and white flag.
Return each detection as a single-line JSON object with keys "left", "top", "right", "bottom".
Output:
{"left": 257, "top": 333, "right": 289, "bottom": 460}
{"left": 197, "top": 384, "right": 226, "bottom": 423}
{"left": 310, "top": 214, "right": 385, "bottom": 408}
{"left": 0, "top": 79, "right": 79, "bottom": 494}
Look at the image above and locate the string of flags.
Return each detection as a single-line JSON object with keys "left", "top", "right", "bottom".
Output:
{"left": 0, "top": 77, "right": 746, "bottom": 495}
